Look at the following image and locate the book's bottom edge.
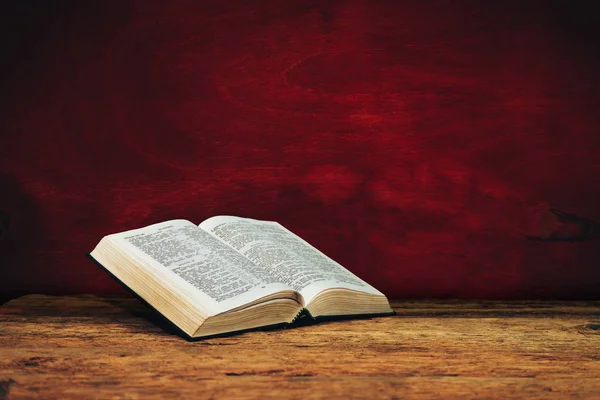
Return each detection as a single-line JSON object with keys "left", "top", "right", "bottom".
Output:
{"left": 191, "top": 322, "right": 290, "bottom": 341}
{"left": 312, "top": 311, "right": 397, "bottom": 321}
{"left": 287, "top": 308, "right": 396, "bottom": 328}
{"left": 193, "top": 311, "right": 397, "bottom": 340}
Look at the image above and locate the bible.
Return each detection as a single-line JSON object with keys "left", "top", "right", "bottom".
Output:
{"left": 89, "top": 216, "right": 393, "bottom": 339}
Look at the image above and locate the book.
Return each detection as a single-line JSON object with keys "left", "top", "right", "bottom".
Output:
{"left": 89, "top": 216, "right": 393, "bottom": 339}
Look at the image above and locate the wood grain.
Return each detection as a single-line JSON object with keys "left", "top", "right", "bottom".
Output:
{"left": 1, "top": 295, "right": 600, "bottom": 399}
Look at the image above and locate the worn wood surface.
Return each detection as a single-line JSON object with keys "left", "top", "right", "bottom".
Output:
{"left": 1, "top": 295, "right": 600, "bottom": 399}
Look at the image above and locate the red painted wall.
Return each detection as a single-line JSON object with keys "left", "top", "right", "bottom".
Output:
{"left": 1, "top": 1, "right": 600, "bottom": 303}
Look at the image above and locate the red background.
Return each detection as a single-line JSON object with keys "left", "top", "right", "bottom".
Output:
{"left": 1, "top": 1, "right": 600, "bottom": 303}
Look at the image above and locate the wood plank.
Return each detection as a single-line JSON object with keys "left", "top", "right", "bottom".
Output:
{"left": 1, "top": 295, "right": 600, "bottom": 399}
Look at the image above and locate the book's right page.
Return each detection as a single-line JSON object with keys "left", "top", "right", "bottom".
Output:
{"left": 199, "top": 216, "right": 391, "bottom": 316}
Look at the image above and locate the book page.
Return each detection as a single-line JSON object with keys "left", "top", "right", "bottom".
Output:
{"left": 199, "top": 216, "right": 384, "bottom": 304}
{"left": 106, "top": 220, "right": 294, "bottom": 313}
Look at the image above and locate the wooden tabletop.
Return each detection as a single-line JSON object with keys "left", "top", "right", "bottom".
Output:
{"left": 1, "top": 295, "right": 600, "bottom": 399}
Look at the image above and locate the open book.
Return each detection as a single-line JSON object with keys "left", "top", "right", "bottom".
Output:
{"left": 89, "top": 216, "right": 393, "bottom": 339}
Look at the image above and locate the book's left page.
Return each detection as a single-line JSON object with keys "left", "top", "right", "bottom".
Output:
{"left": 90, "top": 220, "right": 297, "bottom": 336}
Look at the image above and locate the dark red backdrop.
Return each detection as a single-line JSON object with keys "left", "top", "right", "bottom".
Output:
{"left": 1, "top": 0, "right": 600, "bottom": 303}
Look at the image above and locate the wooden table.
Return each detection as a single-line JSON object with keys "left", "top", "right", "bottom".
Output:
{"left": 1, "top": 295, "right": 600, "bottom": 399}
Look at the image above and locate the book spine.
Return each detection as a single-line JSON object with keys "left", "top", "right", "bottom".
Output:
{"left": 290, "top": 309, "right": 305, "bottom": 324}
